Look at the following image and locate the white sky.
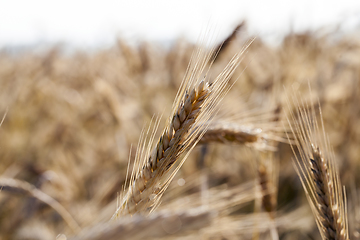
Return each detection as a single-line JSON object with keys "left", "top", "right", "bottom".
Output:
{"left": 0, "top": 0, "right": 360, "bottom": 48}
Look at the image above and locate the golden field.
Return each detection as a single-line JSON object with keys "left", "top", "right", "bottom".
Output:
{"left": 0, "top": 26, "right": 360, "bottom": 239}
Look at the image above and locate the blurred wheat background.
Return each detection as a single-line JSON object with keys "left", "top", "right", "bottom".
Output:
{"left": 1, "top": 1, "right": 360, "bottom": 240}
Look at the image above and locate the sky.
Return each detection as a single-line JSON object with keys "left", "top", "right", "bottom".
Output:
{"left": 0, "top": 0, "right": 360, "bottom": 48}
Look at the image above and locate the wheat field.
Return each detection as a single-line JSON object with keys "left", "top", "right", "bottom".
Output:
{"left": 0, "top": 25, "right": 360, "bottom": 239}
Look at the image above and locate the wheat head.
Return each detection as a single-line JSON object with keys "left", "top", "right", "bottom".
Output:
{"left": 287, "top": 93, "right": 349, "bottom": 240}
{"left": 112, "top": 37, "right": 255, "bottom": 219}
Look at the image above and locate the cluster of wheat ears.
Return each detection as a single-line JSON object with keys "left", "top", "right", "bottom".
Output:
{"left": 0, "top": 26, "right": 359, "bottom": 240}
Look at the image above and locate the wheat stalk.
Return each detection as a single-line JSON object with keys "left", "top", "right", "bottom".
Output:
{"left": 72, "top": 208, "right": 213, "bottom": 240}
{"left": 287, "top": 93, "right": 349, "bottom": 240}
{"left": 0, "top": 108, "right": 7, "bottom": 127}
{"left": 351, "top": 186, "right": 360, "bottom": 239}
{"left": 257, "top": 154, "right": 277, "bottom": 218}
{"left": 256, "top": 152, "right": 279, "bottom": 240}
{"left": 0, "top": 177, "right": 80, "bottom": 233}
{"left": 112, "top": 37, "right": 255, "bottom": 219}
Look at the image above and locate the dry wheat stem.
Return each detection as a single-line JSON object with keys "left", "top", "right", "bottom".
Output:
{"left": 112, "top": 37, "right": 255, "bottom": 219}
{"left": 160, "top": 180, "right": 259, "bottom": 215}
{"left": 0, "top": 108, "right": 7, "bottom": 127}
{"left": 286, "top": 93, "right": 349, "bottom": 240}
{"left": 253, "top": 151, "right": 279, "bottom": 240}
{"left": 351, "top": 186, "right": 360, "bottom": 239}
{"left": 258, "top": 162, "right": 277, "bottom": 218}
{"left": 72, "top": 208, "right": 214, "bottom": 240}
{"left": 0, "top": 177, "right": 81, "bottom": 233}
{"left": 203, "top": 206, "right": 314, "bottom": 238}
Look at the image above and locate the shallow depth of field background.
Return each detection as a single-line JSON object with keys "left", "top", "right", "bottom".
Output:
{"left": 1, "top": 1, "right": 360, "bottom": 239}
{"left": 1, "top": 0, "right": 360, "bottom": 48}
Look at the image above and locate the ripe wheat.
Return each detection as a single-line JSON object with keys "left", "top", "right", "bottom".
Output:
{"left": 112, "top": 37, "right": 254, "bottom": 219}
{"left": 287, "top": 93, "right": 349, "bottom": 240}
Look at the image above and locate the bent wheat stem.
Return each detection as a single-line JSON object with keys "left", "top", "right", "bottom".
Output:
{"left": 0, "top": 177, "right": 80, "bottom": 233}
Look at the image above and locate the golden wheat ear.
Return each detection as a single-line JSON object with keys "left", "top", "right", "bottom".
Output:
{"left": 198, "top": 97, "right": 289, "bottom": 151}
{"left": 286, "top": 92, "right": 349, "bottom": 240}
{"left": 198, "top": 118, "right": 287, "bottom": 152}
{"left": 111, "top": 36, "right": 255, "bottom": 219}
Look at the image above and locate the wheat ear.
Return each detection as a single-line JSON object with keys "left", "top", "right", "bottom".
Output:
{"left": 198, "top": 106, "right": 288, "bottom": 151}
{"left": 112, "top": 38, "right": 255, "bottom": 219}
{"left": 199, "top": 122, "right": 260, "bottom": 144}
{"left": 287, "top": 94, "right": 349, "bottom": 240}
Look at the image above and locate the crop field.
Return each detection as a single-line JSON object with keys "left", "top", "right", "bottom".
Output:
{"left": 0, "top": 25, "right": 360, "bottom": 239}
